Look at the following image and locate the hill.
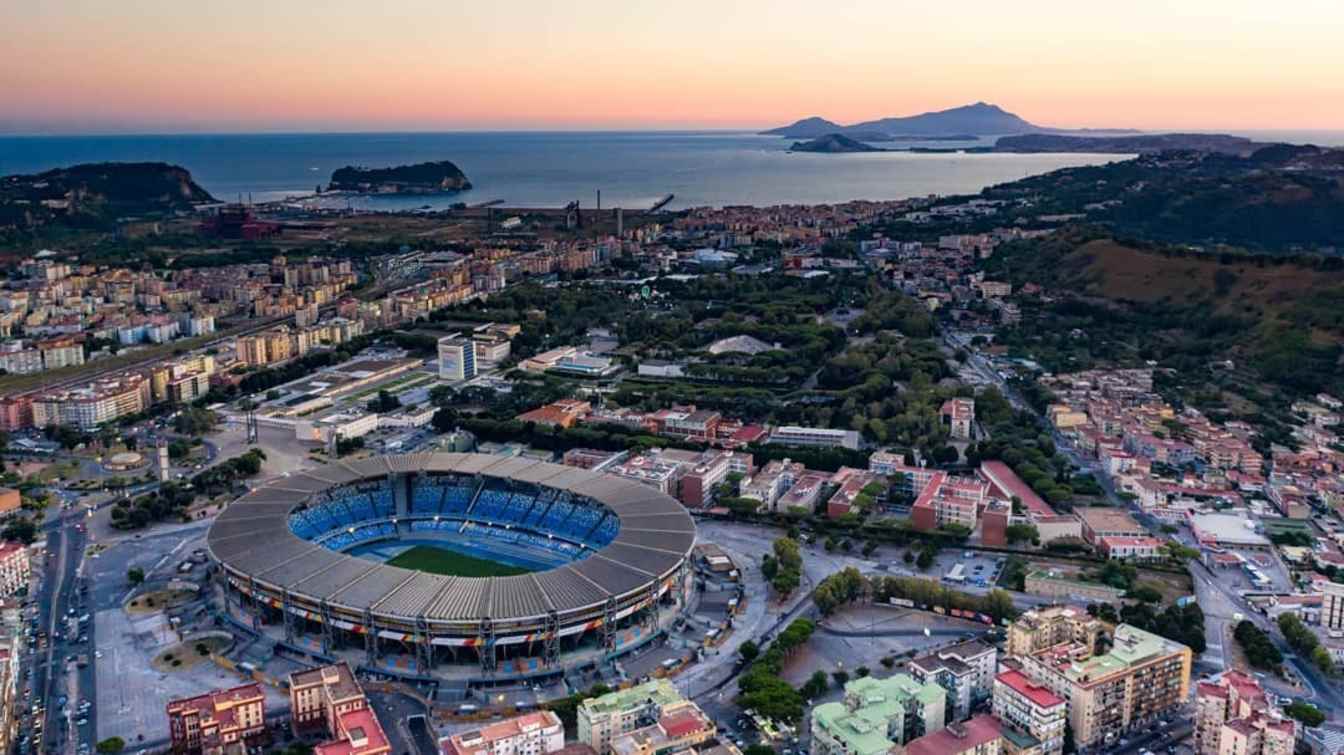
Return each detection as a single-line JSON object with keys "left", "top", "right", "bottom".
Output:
{"left": 0, "top": 162, "right": 215, "bottom": 231}
{"left": 986, "top": 231, "right": 1344, "bottom": 441}
{"left": 995, "top": 133, "right": 1269, "bottom": 155}
{"left": 328, "top": 160, "right": 472, "bottom": 193}
{"left": 761, "top": 116, "right": 844, "bottom": 138}
{"left": 969, "top": 149, "right": 1344, "bottom": 252}
{"left": 788, "top": 134, "right": 886, "bottom": 153}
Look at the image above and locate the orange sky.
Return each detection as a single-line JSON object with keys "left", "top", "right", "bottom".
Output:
{"left": 5, "top": 0, "right": 1344, "bottom": 133}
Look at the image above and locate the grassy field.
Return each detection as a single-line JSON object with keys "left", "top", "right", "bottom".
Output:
{"left": 387, "top": 545, "right": 531, "bottom": 577}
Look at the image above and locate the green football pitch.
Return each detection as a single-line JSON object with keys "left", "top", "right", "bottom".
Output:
{"left": 386, "top": 544, "right": 532, "bottom": 577}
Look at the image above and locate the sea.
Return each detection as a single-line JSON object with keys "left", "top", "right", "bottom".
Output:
{"left": 1, "top": 130, "right": 1342, "bottom": 211}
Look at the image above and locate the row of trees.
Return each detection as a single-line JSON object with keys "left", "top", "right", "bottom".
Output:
{"left": 1089, "top": 601, "right": 1206, "bottom": 654}
{"left": 868, "top": 575, "right": 1018, "bottom": 623}
{"left": 735, "top": 618, "right": 816, "bottom": 723}
{"left": 1234, "top": 620, "right": 1282, "bottom": 670}
{"left": 1278, "top": 613, "right": 1336, "bottom": 676}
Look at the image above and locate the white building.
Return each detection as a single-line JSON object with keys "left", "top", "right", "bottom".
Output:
{"left": 438, "top": 336, "right": 477, "bottom": 381}
{"left": 442, "top": 711, "right": 565, "bottom": 755}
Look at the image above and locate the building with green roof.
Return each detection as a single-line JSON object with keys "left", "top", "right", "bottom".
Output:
{"left": 809, "top": 674, "right": 946, "bottom": 755}
{"left": 578, "top": 679, "right": 688, "bottom": 754}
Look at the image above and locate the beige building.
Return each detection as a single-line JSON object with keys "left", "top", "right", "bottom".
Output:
{"left": 1321, "top": 581, "right": 1344, "bottom": 631}
{"left": 1005, "top": 606, "right": 1103, "bottom": 658}
{"left": 443, "top": 711, "right": 565, "bottom": 755}
{"left": 150, "top": 354, "right": 216, "bottom": 403}
{"left": 577, "top": 679, "right": 687, "bottom": 755}
{"left": 288, "top": 661, "right": 368, "bottom": 737}
{"left": 1193, "top": 671, "right": 1295, "bottom": 755}
{"left": 167, "top": 683, "right": 267, "bottom": 755}
{"left": 1014, "top": 624, "right": 1192, "bottom": 748}
{"left": 611, "top": 703, "right": 716, "bottom": 755}
{"left": 31, "top": 372, "right": 151, "bottom": 430}
{"left": 1022, "top": 570, "right": 1127, "bottom": 603}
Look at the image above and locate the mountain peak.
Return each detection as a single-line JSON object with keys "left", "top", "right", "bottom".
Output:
{"left": 763, "top": 102, "right": 1043, "bottom": 139}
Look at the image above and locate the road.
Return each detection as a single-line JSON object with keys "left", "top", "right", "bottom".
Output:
{"left": 30, "top": 504, "right": 95, "bottom": 754}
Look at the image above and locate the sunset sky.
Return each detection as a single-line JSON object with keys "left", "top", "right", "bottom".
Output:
{"left": 6, "top": 0, "right": 1344, "bottom": 134}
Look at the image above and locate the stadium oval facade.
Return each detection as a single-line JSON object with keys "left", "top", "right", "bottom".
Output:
{"left": 207, "top": 453, "right": 695, "bottom": 679}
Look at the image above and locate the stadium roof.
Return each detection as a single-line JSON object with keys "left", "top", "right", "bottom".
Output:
{"left": 207, "top": 453, "right": 695, "bottom": 622}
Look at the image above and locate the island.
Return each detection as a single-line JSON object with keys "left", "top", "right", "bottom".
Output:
{"left": 788, "top": 134, "right": 886, "bottom": 153}
{"left": 327, "top": 160, "right": 472, "bottom": 194}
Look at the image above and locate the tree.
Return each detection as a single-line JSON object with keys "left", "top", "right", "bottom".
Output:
{"left": 1005, "top": 523, "right": 1039, "bottom": 545}
{"left": 761, "top": 554, "right": 779, "bottom": 581}
{"left": 915, "top": 549, "right": 934, "bottom": 570}
{"left": 367, "top": 390, "right": 402, "bottom": 413}
{"left": 127, "top": 567, "right": 145, "bottom": 586}
{"left": 1233, "top": 620, "right": 1282, "bottom": 670}
{"left": 801, "top": 670, "right": 829, "bottom": 700}
{"left": 96, "top": 738, "right": 126, "bottom": 755}
{"left": 1, "top": 517, "right": 36, "bottom": 545}
{"left": 1284, "top": 701, "right": 1326, "bottom": 728}
{"left": 831, "top": 670, "right": 850, "bottom": 687}
{"left": 739, "top": 640, "right": 760, "bottom": 664}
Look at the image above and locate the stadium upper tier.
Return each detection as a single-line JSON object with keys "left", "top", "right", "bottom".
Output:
{"left": 206, "top": 453, "right": 695, "bottom": 624}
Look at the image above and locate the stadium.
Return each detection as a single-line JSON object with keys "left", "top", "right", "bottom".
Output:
{"left": 206, "top": 453, "right": 696, "bottom": 681}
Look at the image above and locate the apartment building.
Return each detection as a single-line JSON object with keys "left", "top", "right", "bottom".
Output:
{"left": 1014, "top": 624, "right": 1192, "bottom": 748}
{"left": 656, "top": 409, "right": 722, "bottom": 443}
{"left": 150, "top": 354, "right": 217, "bottom": 404}
{"left": 610, "top": 703, "right": 716, "bottom": 755}
{"left": 740, "top": 459, "right": 805, "bottom": 510}
{"left": 1006, "top": 606, "right": 1104, "bottom": 658}
{"left": 1320, "top": 580, "right": 1344, "bottom": 631}
{"left": 0, "top": 543, "right": 29, "bottom": 598}
{"left": 810, "top": 675, "right": 947, "bottom": 755}
{"left": 38, "top": 337, "right": 85, "bottom": 370}
{"left": 679, "top": 450, "right": 752, "bottom": 508}
{"left": 908, "top": 640, "right": 997, "bottom": 722}
{"left": 1193, "top": 671, "right": 1295, "bottom": 755}
{"left": 910, "top": 472, "right": 987, "bottom": 532}
{"left": 443, "top": 711, "right": 565, "bottom": 755}
{"left": 993, "top": 670, "right": 1066, "bottom": 755}
{"left": 236, "top": 327, "right": 294, "bottom": 367}
{"left": 900, "top": 714, "right": 1003, "bottom": 755}
{"left": 577, "top": 679, "right": 686, "bottom": 755}
{"left": 288, "top": 661, "right": 367, "bottom": 737}
{"left": 314, "top": 708, "right": 391, "bottom": 755}
{"left": 166, "top": 683, "right": 267, "bottom": 755}
{"left": 31, "top": 372, "right": 151, "bottom": 430}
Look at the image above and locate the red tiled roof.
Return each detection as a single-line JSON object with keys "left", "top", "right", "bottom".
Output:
{"left": 979, "top": 461, "right": 1053, "bottom": 517}
{"left": 997, "top": 670, "right": 1064, "bottom": 709}
{"left": 905, "top": 714, "right": 1002, "bottom": 755}
{"left": 659, "top": 709, "right": 707, "bottom": 739}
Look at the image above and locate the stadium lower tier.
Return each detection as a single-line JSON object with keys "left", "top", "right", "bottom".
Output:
{"left": 221, "top": 564, "right": 689, "bottom": 677}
